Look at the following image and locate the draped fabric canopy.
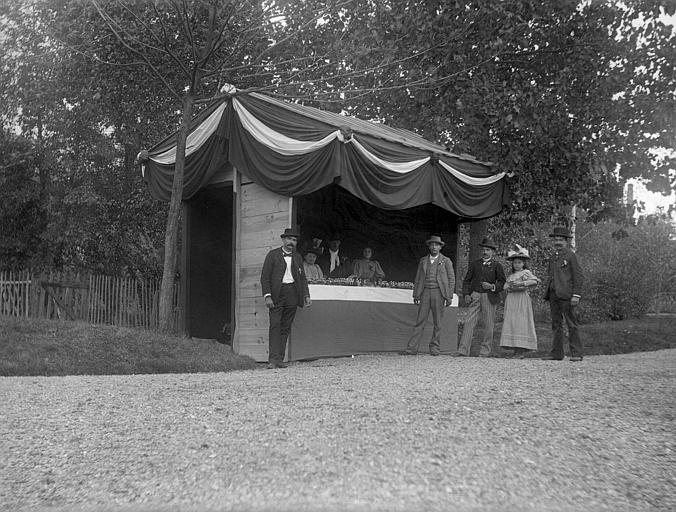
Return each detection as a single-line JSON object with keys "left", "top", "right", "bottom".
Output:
{"left": 140, "top": 92, "right": 509, "bottom": 218}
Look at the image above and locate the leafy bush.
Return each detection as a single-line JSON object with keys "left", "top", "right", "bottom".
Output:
{"left": 576, "top": 220, "right": 675, "bottom": 321}
{"left": 489, "top": 217, "right": 675, "bottom": 323}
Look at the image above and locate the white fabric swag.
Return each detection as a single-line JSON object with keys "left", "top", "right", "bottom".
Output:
{"left": 151, "top": 103, "right": 227, "bottom": 165}
{"left": 152, "top": 97, "right": 506, "bottom": 186}
{"left": 438, "top": 161, "right": 506, "bottom": 186}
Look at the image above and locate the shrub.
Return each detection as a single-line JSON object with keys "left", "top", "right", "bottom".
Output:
{"left": 574, "top": 220, "right": 675, "bottom": 322}
{"left": 491, "top": 217, "right": 676, "bottom": 323}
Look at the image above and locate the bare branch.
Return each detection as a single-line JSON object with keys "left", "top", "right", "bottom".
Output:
{"left": 90, "top": 0, "right": 182, "bottom": 100}
{"left": 148, "top": 2, "right": 191, "bottom": 77}
{"left": 178, "top": 0, "right": 197, "bottom": 63}
{"left": 247, "top": 0, "right": 353, "bottom": 67}
{"left": 197, "top": 3, "right": 217, "bottom": 69}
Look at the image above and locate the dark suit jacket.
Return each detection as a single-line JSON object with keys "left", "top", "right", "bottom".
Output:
{"left": 260, "top": 248, "right": 310, "bottom": 305}
{"left": 544, "top": 247, "right": 583, "bottom": 300}
{"left": 462, "top": 258, "right": 506, "bottom": 305}
{"left": 412, "top": 254, "right": 456, "bottom": 302}
{"left": 317, "top": 251, "right": 351, "bottom": 278}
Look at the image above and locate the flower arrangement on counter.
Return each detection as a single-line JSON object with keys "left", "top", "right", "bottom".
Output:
{"left": 308, "top": 277, "right": 414, "bottom": 289}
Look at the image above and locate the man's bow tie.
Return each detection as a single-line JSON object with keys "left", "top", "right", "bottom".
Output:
{"left": 282, "top": 252, "right": 292, "bottom": 257}
{"left": 483, "top": 260, "right": 491, "bottom": 266}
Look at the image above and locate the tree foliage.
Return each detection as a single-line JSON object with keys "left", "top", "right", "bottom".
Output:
{"left": 1, "top": 0, "right": 673, "bottom": 321}
{"left": 289, "top": 0, "right": 675, "bottom": 223}
{"left": 0, "top": 0, "right": 173, "bottom": 275}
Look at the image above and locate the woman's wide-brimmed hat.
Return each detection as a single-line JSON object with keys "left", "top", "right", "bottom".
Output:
{"left": 280, "top": 227, "right": 301, "bottom": 239}
{"left": 479, "top": 237, "right": 498, "bottom": 250}
{"left": 549, "top": 226, "right": 573, "bottom": 238}
{"left": 304, "top": 247, "right": 321, "bottom": 256}
{"left": 506, "top": 244, "right": 530, "bottom": 260}
{"left": 426, "top": 235, "right": 445, "bottom": 246}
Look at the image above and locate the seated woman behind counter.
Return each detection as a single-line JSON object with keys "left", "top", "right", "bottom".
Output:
{"left": 303, "top": 249, "right": 324, "bottom": 281}
{"left": 350, "top": 246, "right": 385, "bottom": 284}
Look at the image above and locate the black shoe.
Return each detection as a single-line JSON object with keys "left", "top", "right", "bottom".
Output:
{"left": 450, "top": 352, "right": 466, "bottom": 357}
{"left": 430, "top": 352, "right": 440, "bottom": 356}
{"left": 399, "top": 350, "right": 417, "bottom": 356}
{"left": 569, "top": 356, "right": 583, "bottom": 362}
{"left": 540, "top": 355, "right": 564, "bottom": 361}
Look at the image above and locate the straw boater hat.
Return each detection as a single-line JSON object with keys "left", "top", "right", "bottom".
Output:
{"left": 549, "top": 227, "right": 573, "bottom": 238}
{"left": 479, "top": 237, "right": 498, "bottom": 250}
{"left": 426, "top": 235, "right": 445, "bottom": 246}
{"left": 506, "top": 244, "right": 530, "bottom": 260}
{"left": 280, "top": 227, "right": 301, "bottom": 239}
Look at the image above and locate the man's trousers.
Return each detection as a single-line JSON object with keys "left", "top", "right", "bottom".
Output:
{"left": 457, "top": 291, "right": 497, "bottom": 356}
{"left": 549, "top": 297, "right": 583, "bottom": 359}
{"left": 406, "top": 288, "right": 445, "bottom": 355}
{"left": 268, "top": 283, "right": 299, "bottom": 363}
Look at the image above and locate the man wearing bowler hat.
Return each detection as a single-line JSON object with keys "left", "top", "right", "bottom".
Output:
{"left": 260, "top": 227, "right": 311, "bottom": 369}
{"left": 542, "top": 226, "right": 584, "bottom": 362}
{"left": 318, "top": 233, "right": 351, "bottom": 279}
{"left": 456, "top": 236, "right": 506, "bottom": 357}
{"left": 401, "top": 235, "right": 455, "bottom": 356}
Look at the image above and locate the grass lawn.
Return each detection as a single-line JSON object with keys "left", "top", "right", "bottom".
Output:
{"left": 0, "top": 316, "right": 258, "bottom": 377}
{"left": 1, "top": 314, "right": 675, "bottom": 376}
{"left": 463, "top": 314, "right": 676, "bottom": 357}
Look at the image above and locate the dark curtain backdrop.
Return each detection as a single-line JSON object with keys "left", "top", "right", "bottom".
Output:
{"left": 297, "top": 185, "right": 458, "bottom": 282}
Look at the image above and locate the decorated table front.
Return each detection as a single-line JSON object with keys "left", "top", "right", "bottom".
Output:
{"left": 288, "top": 284, "right": 458, "bottom": 361}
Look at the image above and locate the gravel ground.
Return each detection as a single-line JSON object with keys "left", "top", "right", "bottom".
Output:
{"left": 1, "top": 350, "right": 675, "bottom": 512}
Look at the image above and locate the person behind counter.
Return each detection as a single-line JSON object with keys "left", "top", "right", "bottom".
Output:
{"left": 318, "top": 233, "right": 352, "bottom": 278}
{"left": 301, "top": 234, "right": 324, "bottom": 257}
{"left": 303, "top": 248, "right": 324, "bottom": 281}
{"left": 350, "top": 246, "right": 385, "bottom": 284}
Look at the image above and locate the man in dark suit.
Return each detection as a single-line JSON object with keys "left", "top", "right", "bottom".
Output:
{"left": 260, "top": 227, "right": 311, "bottom": 369}
{"left": 318, "top": 233, "right": 351, "bottom": 278}
{"left": 456, "top": 237, "right": 506, "bottom": 357}
{"left": 542, "top": 226, "right": 584, "bottom": 362}
{"left": 401, "top": 235, "right": 455, "bottom": 356}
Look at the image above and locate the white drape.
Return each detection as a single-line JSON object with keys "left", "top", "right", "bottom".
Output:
{"left": 150, "top": 97, "right": 505, "bottom": 187}
{"left": 438, "top": 160, "right": 506, "bottom": 185}
{"left": 151, "top": 103, "right": 227, "bottom": 165}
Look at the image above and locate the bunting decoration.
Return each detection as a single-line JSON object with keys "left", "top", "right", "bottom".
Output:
{"left": 141, "top": 91, "right": 509, "bottom": 218}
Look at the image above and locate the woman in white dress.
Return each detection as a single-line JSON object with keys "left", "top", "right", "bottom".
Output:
{"left": 500, "top": 245, "right": 541, "bottom": 358}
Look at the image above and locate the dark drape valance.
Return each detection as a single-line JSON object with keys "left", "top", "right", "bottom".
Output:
{"left": 141, "top": 92, "right": 509, "bottom": 218}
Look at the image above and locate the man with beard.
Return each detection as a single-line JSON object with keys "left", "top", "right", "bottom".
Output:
{"left": 542, "top": 226, "right": 584, "bottom": 362}
{"left": 455, "top": 237, "right": 505, "bottom": 357}
{"left": 260, "top": 227, "right": 311, "bottom": 368}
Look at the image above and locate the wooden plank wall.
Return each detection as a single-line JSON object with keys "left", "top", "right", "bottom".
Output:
{"left": 234, "top": 174, "right": 292, "bottom": 362}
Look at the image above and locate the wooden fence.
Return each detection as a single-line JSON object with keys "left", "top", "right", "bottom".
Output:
{"left": 0, "top": 270, "right": 181, "bottom": 331}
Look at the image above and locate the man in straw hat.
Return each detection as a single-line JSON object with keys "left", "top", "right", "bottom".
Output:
{"left": 455, "top": 236, "right": 506, "bottom": 357}
{"left": 542, "top": 226, "right": 584, "bottom": 362}
{"left": 400, "top": 235, "right": 456, "bottom": 356}
{"left": 260, "top": 227, "right": 311, "bottom": 369}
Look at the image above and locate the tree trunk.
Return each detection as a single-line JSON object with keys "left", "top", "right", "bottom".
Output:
{"left": 468, "top": 219, "right": 488, "bottom": 263}
{"left": 158, "top": 93, "right": 194, "bottom": 332}
{"left": 570, "top": 204, "right": 577, "bottom": 250}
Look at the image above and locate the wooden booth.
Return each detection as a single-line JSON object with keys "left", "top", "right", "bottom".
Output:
{"left": 140, "top": 92, "right": 508, "bottom": 362}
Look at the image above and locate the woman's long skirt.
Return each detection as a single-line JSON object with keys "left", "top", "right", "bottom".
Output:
{"left": 499, "top": 291, "right": 538, "bottom": 350}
